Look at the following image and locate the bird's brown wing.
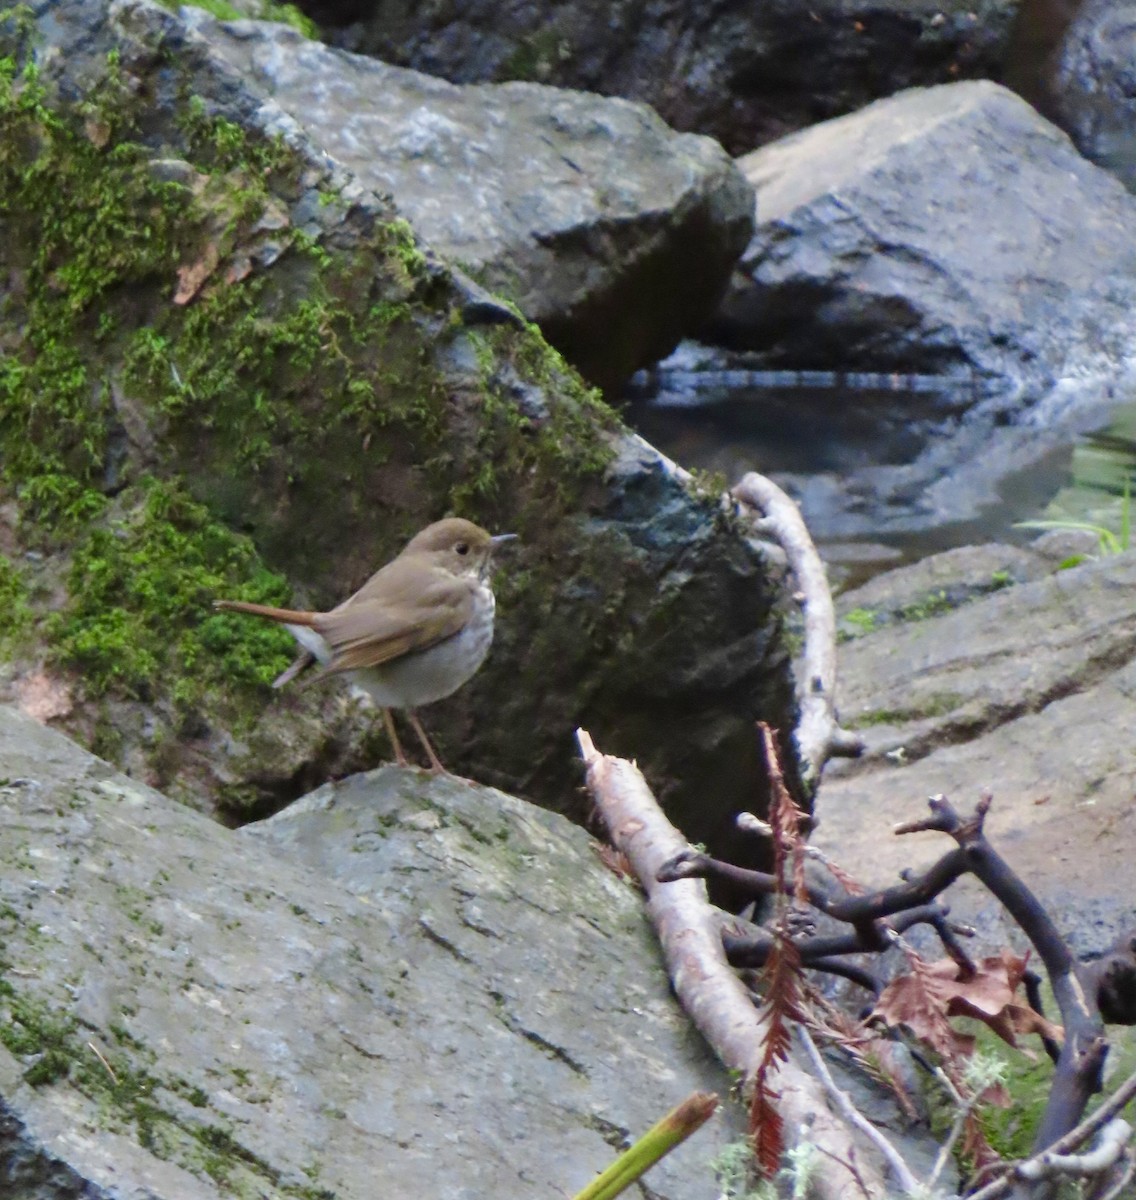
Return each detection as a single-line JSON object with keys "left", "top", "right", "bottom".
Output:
{"left": 314, "top": 570, "right": 474, "bottom": 673}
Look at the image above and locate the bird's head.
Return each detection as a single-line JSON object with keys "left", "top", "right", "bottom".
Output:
{"left": 403, "top": 518, "right": 516, "bottom": 578}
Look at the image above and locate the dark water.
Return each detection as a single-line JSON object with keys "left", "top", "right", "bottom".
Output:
{"left": 623, "top": 376, "right": 1136, "bottom": 585}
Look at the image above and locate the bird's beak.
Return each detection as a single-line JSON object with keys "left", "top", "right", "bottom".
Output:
{"left": 490, "top": 533, "right": 518, "bottom": 549}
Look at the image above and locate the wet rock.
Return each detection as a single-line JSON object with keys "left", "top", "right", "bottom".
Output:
{"left": 813, "top": 545, "right": 1136, "bottom": 949}
{"left": 186, "top": 10, "right": 754, "bottom": 392}
{"left": 704, "top": 80, "right": 1136, "bottom": 538}
{"left": 0, "top": 706, "right": 743, "bottom": 1199}
{"left": 321, "top": 0, "right": 1015, "bottom": 157}
{"left": 719, "top": 80, "right": 1136, "bottom": 387}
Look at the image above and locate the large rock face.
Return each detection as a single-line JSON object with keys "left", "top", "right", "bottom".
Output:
{"left": 815, "top": 545, "right": 1136, "bottom": 950}
{"left": 0, "top": 0, "right": 795, "bottom": 857}
{"left": 188, "top": 11, "right": 754, "bottom": 393}
{"left": 0, "top": 707, "right": 742, "bottom": 1198}
{"left": 323, "top": 0, "right": 1015, "bottom": 156}
{"left": 719, "top": 80, "right": 1136, "bottom": 386}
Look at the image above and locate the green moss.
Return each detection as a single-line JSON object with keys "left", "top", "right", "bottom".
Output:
{"left": 0, "top": 970, "right": 327, "bottom": 1195}
{"left": 898, "top": 589, "right": 954, "bottom": 622}
{"left": 845, "top": 692, "right": 963, "bottom": 728}
{"left": 158, "top": 0, "right": 319, "bottom": 39}
{"left": 0, "top": 981, "right": 75, "bottom": 1084}
{"left": 497, "top": 26, "right": 571, "bottom": 82}
{"left": 449, "top": 322, "right": 616, "bottom": 513}
{"left": 0, "top": 553, "right": 31, "bottom": 654}
{"left": 48, "top": 478, "right": 295, "bottom": 702}
{"left": 0, "top": 21, "right": 619, "bottom": 807}
{"left": 837, "top": 606, "right": 880, "bottom": 642}
{"left": 0, "top": 58, "right": 185, "bottom": 532}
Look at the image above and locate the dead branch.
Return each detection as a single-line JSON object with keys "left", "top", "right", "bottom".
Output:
{"left": 897, "top": 794, "right": 1109, "bottom": 1188}
{"left": 575, "top": 729, "right": 890, "bottom": 1200}
{"left": 662, "top": 842, "right": 975, "bottom": 971}
{"left": 732, "top": 471, "right": 863, "bottom": 791}
{"left": 1018, "top": 1119, "right": 1132, "bottom": 1181}
{"left": 679, "top": 786, "right": 1136, "bottom": 1198}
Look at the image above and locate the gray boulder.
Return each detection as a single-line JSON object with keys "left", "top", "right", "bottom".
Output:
{"left": 1050, "top": 0, "right": 1136, "bottom": 191}
{"left": 0, "top": 706, "right": 742, "bottom": 1198}
{"left": 188, "top": 11, "right": 754, "bottom": 392}
{"left": 705, "top": 80, "right": 1136, "bottom": 536}
{"left": 329, "top": 0, "right": 1015, "bottom": 157}
{"left": 720, "top": 80, "right": 1136, "bottom": 386}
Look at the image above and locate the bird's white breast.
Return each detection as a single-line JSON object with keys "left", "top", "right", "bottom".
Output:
{"left": 349, "top": 582, "right": 495, "bottom": 709}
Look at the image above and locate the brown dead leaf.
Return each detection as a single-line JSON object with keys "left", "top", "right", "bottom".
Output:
{"left": 874, "top": 958, "right": 977, "bottom": 1061}
{"left": 591, "top": 841, "right": 637, "bottom": 884}
{"left": 84, "top": 117, "right": 111, "bottom": 149}
{"left": 873, "top": 951, "right": 1062, "bottom": 1061}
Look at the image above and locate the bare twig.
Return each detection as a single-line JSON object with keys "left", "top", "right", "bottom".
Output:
{"left": 733, "top": 472, "right": 863, "bottom": 791}
{"left": 967, "top": 1068, "right": 1136, "bottom": 1200}
{"left": 87, "top": 1039, "right": 118, "bottom": 1084}
{"left": 797, "top": 1026, "right": 921, "bottom": 1196}
{"left": 1018, "top": 1119, "right": 1132, "bottom": 1180}
{"left": 927, "top": 1064, "right": 978, "bottom": 1191}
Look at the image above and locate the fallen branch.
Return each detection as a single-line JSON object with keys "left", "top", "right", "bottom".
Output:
{"left": 1018, "top": 1119, "right": 1131, "bottom": 1182}
{"left": 732, "top": 472, "right": 862, "bottom": 792}
{"left": 576, "top": 729, "right": 889, "bottom": 1200}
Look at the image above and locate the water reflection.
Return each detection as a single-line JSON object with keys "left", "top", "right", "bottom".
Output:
{"left": 623, "top": 369, "right": 1136, "bottom": 582}
{"left": 1036, "top": 410, "right": 1136, "bottom": 548}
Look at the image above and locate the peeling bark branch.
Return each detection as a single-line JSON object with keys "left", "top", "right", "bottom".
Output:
{"left": 732, "top": 471, "right": 863, "bottom": 790}
{"left": 575, "top": 729, "right": 890, "bottom": 1200}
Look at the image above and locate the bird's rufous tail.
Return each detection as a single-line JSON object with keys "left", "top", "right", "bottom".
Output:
{"left": 213, "top": 599, "right": 318, "bottom": 626}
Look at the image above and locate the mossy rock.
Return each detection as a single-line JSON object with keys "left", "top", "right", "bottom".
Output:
{"left": 0, "top": 0, "right": 796, "bottom": 862}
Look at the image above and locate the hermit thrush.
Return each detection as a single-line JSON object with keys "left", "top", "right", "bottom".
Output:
{"left": 214, "top": 518, "right": 514, "bottom": 772}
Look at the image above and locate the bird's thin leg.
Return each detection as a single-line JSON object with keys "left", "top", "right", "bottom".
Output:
{"left": 381, "top": 708, "right": 410, "bottom": 768}
{"left": 406, "top": 710, "right": 447, "bottom": 774}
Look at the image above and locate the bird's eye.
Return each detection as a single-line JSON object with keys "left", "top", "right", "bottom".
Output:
{"left": 455, "top": 542, "right": 470, "bottom": 555}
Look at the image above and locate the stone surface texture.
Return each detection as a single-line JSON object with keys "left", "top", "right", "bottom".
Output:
{"left": 1051, "top": 0, "right": 1136, "bottom": 191}
{"left": 815, "top": 545, "right": 1136, "bottom": 953}
{"left": 721, "top": 80, "right": 1136, "bottom": 388}
{"left": 0, "top": 707, "right": 741, "bottom": 1199}
{"left": 327, "top": 0, "right": 1015, "bottom": 157}
{"left": 188, "top": 11, "right": 754, "bottom": 391}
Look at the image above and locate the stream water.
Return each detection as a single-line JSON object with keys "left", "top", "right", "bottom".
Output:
{"left": 624, "top": 369, "right": 1136, "bottom": 588}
